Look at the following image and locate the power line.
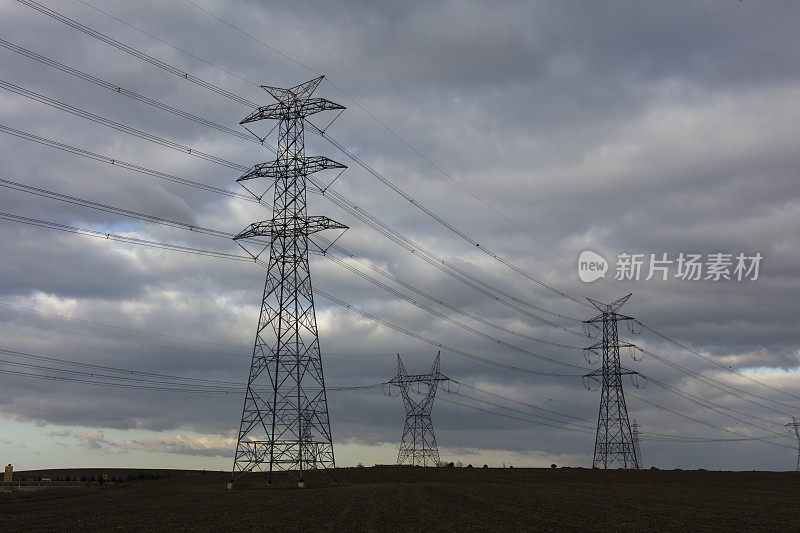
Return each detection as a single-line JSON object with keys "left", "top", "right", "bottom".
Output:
{"left": 0, "top": 318, "right": 242, "bottom": 358}
{"left": 0, "top": 79, "right": 246, "bottom": 171}
{"left": 51, "top": 0, "right": 769, "bottom": 389}
{"left": 314, "top": 288, "right": 583, "bottom": 378}
{"left": 13, "top": 0, "right": 798, "bottom": 461}
{"left": 310, "top": 125, "right": 592, "bottom": 308}
{"left": 0, "top": 348, "right": 385, "bottom": 394}
{"left": 0, "top": 210, "right": 251, "bottom": 262}
{"left": 20, "top": 0, "right": 591, "bottom": 311}
{"left": 0, "top": 347, "right": 244, "bottom": 385}
{"left": 0, "top": 124, "right": 256, "bottom": 202}
{"left": 179, "top": 0, "right": 318, "bottom": 78}
{"left": 5, "top": 204, "right": 792, "bottom": 454}
{"left": 75, "top": 0, "right": 261, "bottom": 88}
{"left": 638, "top": 345, "right": 800, "bottom": 415}
{"left": 448, "top": 389, "right": 596, "bottom": 432}
{"left": 0, "top": 178, "right": 270, "bottom": 247}
{"left": 646, "top": 375, "right": 792, "bottom": 431}
{"left": 644, "top": 376, "right": 789, "bottom": 439}
{"left": 174, "top": 0, "right": 691, "bottom": 326}
{"left": 322, "top": 252, "right": 589, "bottom": 371}
{"left": 1, "top": 177, "right": 586, "bottom": 362}
{"left": 175, "top": 0, "right": 578, "bottom": 291}
{"left": 638, "top": 433, "right": 789, "bottom": 444}
{"left": 0, "top": 33, "right": 586, "bottom": 328}
{"left": 317, "top": 185, "right": 586, "bottom": 328}
{"left": 10, "top": 2, "right": 797, "bottom": 434}
{"left": 454, "top": 381, "right": 593, "bottom": 424}
{"left": 638, "top": 321, "right": 800, "bottom": 404}
{"left": 7, "top": 182, "right": 800, "bottom": 428}
{"left": 0, "top": 301, "right": 250, "bottom": 349}
{"left": 28, "top": 5, "right": 782, "bottom": 421}
{"left": 439, "top": 396, "right": 595, "bottom": 435}
{"left": 0, "top": 301, "right": 434, "bottom": 359}
{"left": 319, "top": 236, "right": 584, "bottom": 350}
{"left": 0, "top": 350, "right": 244, "bottom": 384}
{"left": 0, "top": 367, "right": 239, "bottom": 394}
{"left": 17, "top": 0, "right": 257, "bottom": 108}
{"left": 442, "top": 388, "right": 790, "bottom": 445}
{"left": 630, "top": 392, "right": 796, "bottom": 450}
{"left": 0, "top": 172, "right": 587, "bottom": 384}
{"left": 0, "top": 121, "right": 587, "bottom": 334}
{"left": 5, "top": 175, "right": 797, "bottom": 428}
{"left": 0, "top": 37, "right": 259, "bottom": 144}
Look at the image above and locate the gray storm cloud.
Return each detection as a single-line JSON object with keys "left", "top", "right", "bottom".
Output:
{"left": 0, "top": 0, "right": 799, "bottom": 470}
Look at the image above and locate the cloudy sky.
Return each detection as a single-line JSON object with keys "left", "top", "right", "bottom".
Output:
{"left": 1, "top": 0, "right": 799, "bottom": 472}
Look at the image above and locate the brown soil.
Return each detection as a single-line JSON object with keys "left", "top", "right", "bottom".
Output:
{"left": 2, "top": 466, "right": 798, "bottom": 531}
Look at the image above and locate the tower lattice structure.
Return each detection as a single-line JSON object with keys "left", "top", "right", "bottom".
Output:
{"left": 583, "top": 294, "right": 642, "bottom": 469}
{"left": 388, "top": 352, "right": 449, "bottom": 466}
{"left": 229, "top": 76, "right": 347, "bottom": 486}
{"left": 632, "top": 418, "right": 642, "bottom": 467}
{"left": 787, "top": 417, "right": 800, "bottom": 471}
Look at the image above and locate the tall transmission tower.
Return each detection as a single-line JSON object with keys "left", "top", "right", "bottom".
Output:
{"left": 632, "top": 418, "right": 643, "bottom": 467}
{"left": 228, "top": 76, "right": 347, "bottom": 488}
{"left": 387, "top": 352, "right": 449, "bottom": 466}
{"left": 583, "top": 294, "right": 643, "bottom": 469}
{"left": 787, "top": 417, "right": 800, "bottom": 471}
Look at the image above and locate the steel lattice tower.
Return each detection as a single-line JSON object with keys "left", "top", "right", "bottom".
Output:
{"left": 584, "top": 294, "right": 641, "bottom": 469}
{"left": 632, "top": 418, "right": 642, "bottom": 467}
{"left": 388, "top": 352, "right": 449, "bottom": 466}
{"left": 228, "top": 77, "right": 347, "bottom": 487}
{"left": 787, "top": 417, "right": 800, "bottom": 471}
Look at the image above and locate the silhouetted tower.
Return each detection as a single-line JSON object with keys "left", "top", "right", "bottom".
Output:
{"left": 229, "top": 77, "right": 347, "bottom": 487}
{"left": 388, "top": 352, "right": 449, "bottom": 466}
{"left": 632, "top": 418, "right": 642, "bottom": 467}
{"left": 787, "top": 417, "right": 800, "bottom": 471}
{"left": 583, "top": 294, "right": 641, "bottom": 469}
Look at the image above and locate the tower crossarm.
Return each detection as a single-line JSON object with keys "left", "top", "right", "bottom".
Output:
{"left": 585, "top": 312, "right": 636, "bottom": 325}
{"left": 388, "top": 374, "right": 450, "bottom": 386}
{"left": 238, "top": 156, "right": 347, "bottom": 182}
{"left": 583, "top": 368, "right": 603, "bottom": 380}
{"left": 234, "top": 216, "right": 347, "bottom": 240}
{"left": 240, "top": 98, "right": 346, "bottom": 124}
{"left": 586, "top": 340, "right": 636, "bottom": 352}
{"left": 584, "top": 367, "right": 640, "bottom": 378}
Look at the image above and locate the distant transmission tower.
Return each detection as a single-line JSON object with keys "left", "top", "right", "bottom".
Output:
{"left": 787, "top": 417, "right": 800, "bottom": 471}
{"left": 228, "top": 77, "right": 347, "bottom": 488}
{"left": 387, "top": 352, "right": 449, "bottom": 466}
{"left": 583, "top": 294, "right": 643, "bottom": 469}
{"left": 632, "top": 418, "right": 643, "bottom": 467}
